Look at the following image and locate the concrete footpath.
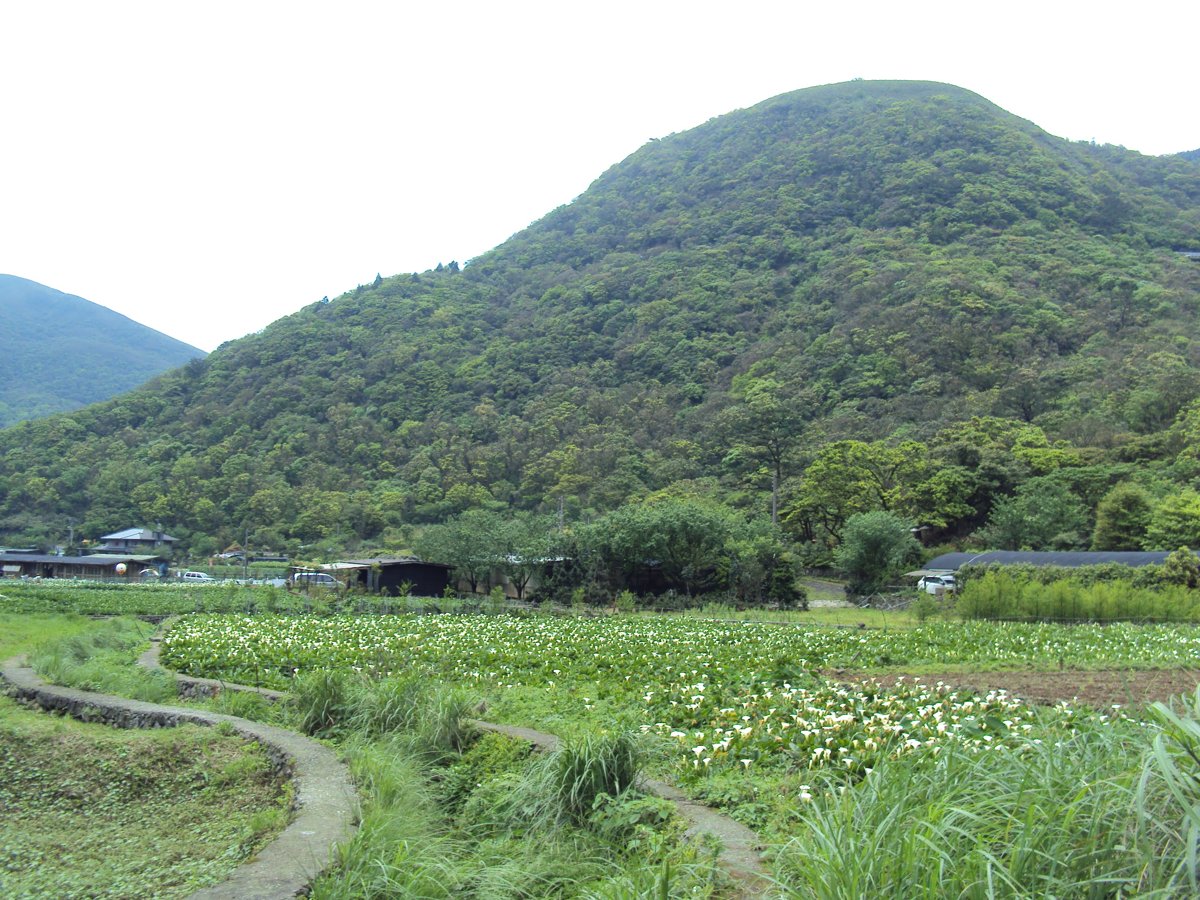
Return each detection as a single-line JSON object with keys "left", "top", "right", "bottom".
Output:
{"left": 142, "top": 634, "right": 775, "bottom": 896}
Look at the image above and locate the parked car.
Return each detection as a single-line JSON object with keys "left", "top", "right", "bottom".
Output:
{"left": 917, "top": 574, "right": 956, "bottom": 595}
{"left": 181, "top": 571, "right": 214, "bottom": 582}
{"left": 291, "top": 571, "right": 338, "bottom": 588}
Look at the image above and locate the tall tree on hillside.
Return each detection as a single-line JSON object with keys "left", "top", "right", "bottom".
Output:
{"left": 978, "top": 478, "right": 1089, "bottom": 550}
{"left": 782, "top": 439, "right": 932, "bottom": 545}
{"left": 1143, "top": 491, "right": 1200, "bottom": 551}
{"left": 715, "top": 377, "right": 812, "bottom": 525}
{"left": 497, "top": 512, "right": 559, "bottom": 600}
{"left": 414, "top": 509, "right": 506, "bottom": 594}
{"left": 585, "top": 498, "right": 734, "bottom": 597}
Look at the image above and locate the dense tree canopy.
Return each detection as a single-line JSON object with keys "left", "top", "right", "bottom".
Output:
{"left": 0, "top": 80, "right": 1199, "bottom": 565}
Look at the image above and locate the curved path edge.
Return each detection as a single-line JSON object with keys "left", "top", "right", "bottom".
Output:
{"left": 1, "top": 655, "right": 357, "bottom": 900}
{"left": 146, "top": 628, "right": 773, "bottom": 896}
{"left": 465, "top": 720, "right": 770, "bottom": 893}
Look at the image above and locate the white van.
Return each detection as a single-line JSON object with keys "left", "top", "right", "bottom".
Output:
{"left": 291, "top": 571, "right": 338, "bottom": 588}
{"left": 917, "top": 574, "right": 956, "bottom": 595}
{"left": 181, "top": 571, "right": 214, "bottom": 583}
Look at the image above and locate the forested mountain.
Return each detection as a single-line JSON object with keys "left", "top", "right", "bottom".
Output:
{"left": 2, "top": 80, "right": 1200, "bottom": 561}
{"left": 0, "top": 276, "right": 205, "bottom": 427}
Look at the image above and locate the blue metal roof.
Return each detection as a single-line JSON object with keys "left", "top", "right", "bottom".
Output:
{"left": 926, "top": 550, "right": 1175, "bottom": 570}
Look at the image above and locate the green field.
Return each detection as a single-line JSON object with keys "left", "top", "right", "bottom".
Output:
{"left": 157, "top": 609, "right": 1200, "bottom": 894}
{"left": 9, "top": 598, "right": 1200, "bottom": 896}
{"left": 0, "top": 615, "right": 289, "bottom": 899}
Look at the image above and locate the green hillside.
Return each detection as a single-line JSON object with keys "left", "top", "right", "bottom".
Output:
{"left": 0, "top": 276, "right": 205, "bottom": 427}
{"left": 2, "top": 81, "right": 1199, "bottom": 561}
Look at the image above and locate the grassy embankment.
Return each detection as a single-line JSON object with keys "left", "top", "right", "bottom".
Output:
{"left": 0, "top": 614, "right": 291, "bottom": 899}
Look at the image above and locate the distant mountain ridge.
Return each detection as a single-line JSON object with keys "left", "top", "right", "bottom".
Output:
{"left": 0, "top": 275, "right": 205, "bottom": 427}
{"left": 0, "top": 80, "right": 1198, "bottom": 554}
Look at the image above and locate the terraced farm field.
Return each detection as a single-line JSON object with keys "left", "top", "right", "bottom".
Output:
{"left": 15, "top": 602, "right": 1200, "bottom": 896}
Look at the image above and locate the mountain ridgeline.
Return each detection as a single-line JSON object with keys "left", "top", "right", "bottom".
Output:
{"left": 2, "top": 80, "right": 1199, "bottom": 559}
{"left": 0, "top": 275, "right": 206, "bottom": 428}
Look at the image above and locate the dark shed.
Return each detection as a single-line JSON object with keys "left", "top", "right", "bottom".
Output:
{"left": 338, "top": 558, "right": 452, "bottom": 597}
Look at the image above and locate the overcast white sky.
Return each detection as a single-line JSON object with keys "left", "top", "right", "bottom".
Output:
{"left": 2, "top": 1, "right": 1197, "bottom": 352}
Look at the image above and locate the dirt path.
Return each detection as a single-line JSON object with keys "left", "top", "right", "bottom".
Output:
{"left": 839, "top": 669, "right": 1200, "bottom": 709}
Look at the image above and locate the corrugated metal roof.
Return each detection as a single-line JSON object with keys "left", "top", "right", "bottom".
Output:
{"left": 99, "top": 528, "right": 178, "bottom": 542}
{"left": 0, "top": 553, "right": 163, "bottom": 564}
{"left": 926, "top": 550, "right": 1176, "bottom": 570}
{"left": 337, "top": 557, "right": 451, "bottom": 569}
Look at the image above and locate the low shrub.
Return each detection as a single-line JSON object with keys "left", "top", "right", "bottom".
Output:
{"left": 289, "top": 670, "right": 356, "bottom": 736}
{"left": 543, "top": 731, "right": 645, "bottom": 826}
{"left": 288, "top": 670, "right": 474, "bottom": 757}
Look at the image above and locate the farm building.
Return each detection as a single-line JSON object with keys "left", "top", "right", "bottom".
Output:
{"left": 94, "top": 527, "right": 178, "bottom": 555}
{"left": 328, "top": 558, "right": 452, "bottom": 597}
{"left": 0, "top": 552, "right": 167, "bottom": 580}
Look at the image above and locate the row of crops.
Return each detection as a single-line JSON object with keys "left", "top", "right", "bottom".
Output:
{"left": 161, "top": 614, "right": 1200, "bottom": 687}
{"left": 161, "top": 615, "right": 1188, "bottom": 790}
{"left": 0, "top": 581, "right": 453, "bottom": 616}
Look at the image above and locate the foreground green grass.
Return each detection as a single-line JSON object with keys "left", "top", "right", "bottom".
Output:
{"left": 309, "top": 729, "right": 723, "bottom": 899}
{"left": 161, "top": 610, "right": 1200, "bottom": 894}
{"left": 0, "top": 696, "right": 290, "bottom": 899}
{"left": 29, "top": 616, "right": 180, "bottom": 702}
{"left": 16, "top": 615, "right": 727, "bottom": 898}
{"left": 20, "top": 603, "right": 1200, "bottom": 896}
{"left": 282, "top": 669, "right": 725, "bottom": 897}
{"left": 0, "top": 612, "right": 98, "bottom": 658}
{"left": 1, "top": 617, "right": 292, "bottom": 899}
{"left": 772, "top": 710, "right": 1191, "bottom": 897}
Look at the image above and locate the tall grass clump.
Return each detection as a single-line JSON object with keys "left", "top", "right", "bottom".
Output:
{"left": 289, "top": 670, "right": 475, "bottom": 759}
{"left": 1145, "top": 687, "right": 1200, "bottom": 893}
{"left": 345, "top": 675, "right": 426, "bottom": 734}
{"left": 29, "top": 617, "right": 177, "bottom": 702}
{"left": 475, "top": 730, "right": 647, "bottom": 830}
{"left": 547, "top": 731, "right": 644, "bottom": 825}
{"left": 309, "top": 738, "right": 464, "bottom": 899}
{"left": 774, "top": 715, "right": 1180, "bottom": 897}
{"left": 205, "top": 686, "right": 286, "bottom": 725}
{"left": 957, "top": 569, "right": 1200, "bottom": 622}
{"left": 288, "top": 670, "right": 357, "bottom": 736}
